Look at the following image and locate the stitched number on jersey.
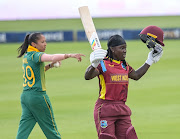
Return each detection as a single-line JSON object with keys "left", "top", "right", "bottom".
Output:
{"left": 23, "top": 66, "right": 35, "bottom": 87}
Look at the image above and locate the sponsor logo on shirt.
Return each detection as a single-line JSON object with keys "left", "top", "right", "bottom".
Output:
{"left": 108, "top": 64, "right": 114, "bottom": 67}
{"left": 23, "top": 58, "right": 28, "bottom": 64}
{"left": 110, "top": 74, "right": 128, "bottom": 83}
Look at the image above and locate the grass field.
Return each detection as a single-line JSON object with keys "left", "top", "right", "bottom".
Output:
{"left": 0, "top": 16, "right": 180, "bottom": 139}
{"left": 0, "top": 16, "right": 180, "bottom": 32}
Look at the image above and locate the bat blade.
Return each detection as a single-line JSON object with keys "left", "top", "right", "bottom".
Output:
{"left": 78, "top": 6, "right": 106, "bottom": 72}
{"left": 78, "top": 6, "right": 96, "bottom": 40}
{"left": 78, "top": 6, "right": 101, "bottom": 50}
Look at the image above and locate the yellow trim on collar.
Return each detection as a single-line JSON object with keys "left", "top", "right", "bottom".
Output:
{"left": 112, "top": 59, "right": 121, "bottom": 64}
{"left": 27, "top": 45, "right": 40, "bottom": 52}
{"left": 107, "top": 57, "right": 122, "bottom": 64}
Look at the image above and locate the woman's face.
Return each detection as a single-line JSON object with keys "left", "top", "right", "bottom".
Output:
{"left": 34, "top": 35, "right": 47, "bottom": 52}
{"left": 110, "top": 44, "right": 127, "bottom": 61}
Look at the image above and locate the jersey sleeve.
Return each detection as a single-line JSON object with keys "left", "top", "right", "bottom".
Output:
{"left": 128, "top": 64, "right": 134, "bottom": 74}
{"left": 97, "top": 63, "right": 103, "bottom": 74}
{"left": 31, "top": 52, "right": 44, "bottom": 63}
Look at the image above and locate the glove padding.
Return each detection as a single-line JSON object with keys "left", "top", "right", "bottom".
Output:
{"left": 146, "top": 44, "right": 163, "bottom": 65}
{"left": 153, "top": 43, "right": 163, "bottom": 56}
{"left": 90, "top": 49, "right": 107, "bottom": 68}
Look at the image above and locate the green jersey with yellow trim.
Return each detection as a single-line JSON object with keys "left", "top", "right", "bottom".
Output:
{"left": 22, "top": 46, "right": 46, "bottom": 92}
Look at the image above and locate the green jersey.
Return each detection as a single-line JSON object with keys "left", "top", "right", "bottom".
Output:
{"left": 22, "top": 46, "right": 46, "bottom": 92}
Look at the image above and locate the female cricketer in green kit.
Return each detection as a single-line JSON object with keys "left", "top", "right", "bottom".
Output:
{"left": 16, "top": 32, "right": 85, "bottom": 139}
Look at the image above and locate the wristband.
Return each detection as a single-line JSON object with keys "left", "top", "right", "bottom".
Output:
{"left": 64, "top": 54, "right": 71, "bottom": 59}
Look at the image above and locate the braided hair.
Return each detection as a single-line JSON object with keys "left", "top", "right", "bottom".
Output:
{"left": 106, "top": 34, "right": 127, "bottom": 68}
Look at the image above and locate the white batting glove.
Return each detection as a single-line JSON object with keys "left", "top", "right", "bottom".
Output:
{"left": 90, "top": 49, "right": 107, "bottom": 68}
{"left": 146, "top": 46, "right": 163, "bottom": 65}
{"left": 153, "top": 50, "right": 163, "bottom": 63}
{"left": 153, "top": 43, "right": 163, "bottom": 55}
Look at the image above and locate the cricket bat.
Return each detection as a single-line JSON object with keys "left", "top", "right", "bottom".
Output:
{"left": 78, "top": 6, "right": 106, "bottom": 72}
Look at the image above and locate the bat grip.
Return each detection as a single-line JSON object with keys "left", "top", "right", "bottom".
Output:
{"left": 100, "top": 60, "right": 107, "bottom": 72}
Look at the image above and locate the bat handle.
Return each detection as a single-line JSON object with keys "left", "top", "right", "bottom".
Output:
{"left": 100, "top": 60, "right": 107, "bottom": 72}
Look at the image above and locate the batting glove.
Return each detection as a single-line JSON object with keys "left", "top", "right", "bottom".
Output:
{"left": 146, "top": 44, "right": 163, "bottom": 65}
{"left": 90, "top": 49, "right": 107, "bottom": 68}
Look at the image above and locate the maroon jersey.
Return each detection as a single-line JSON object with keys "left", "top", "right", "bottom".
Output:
{"left": 97, "top": 58, "right": 133, "bottom": 101}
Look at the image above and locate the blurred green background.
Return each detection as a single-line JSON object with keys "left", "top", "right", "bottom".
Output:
{"left": 0, "top": 16, "right": 180, "bottom": 139}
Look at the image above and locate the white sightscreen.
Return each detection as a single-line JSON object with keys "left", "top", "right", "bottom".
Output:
{"left": 0, "top": 0, "right": 179, "bottom": 20}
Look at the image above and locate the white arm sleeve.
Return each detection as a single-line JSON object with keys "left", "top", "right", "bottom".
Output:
{"left": 41, "top": 53, "right": 66, "bottom": 62}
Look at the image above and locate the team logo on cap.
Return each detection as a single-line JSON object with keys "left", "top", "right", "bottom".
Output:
{"left": 100, "top": 120, "right": 108, "bottom": 128}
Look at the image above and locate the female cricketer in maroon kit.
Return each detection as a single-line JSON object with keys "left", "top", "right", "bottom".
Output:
{"left": 85, "top": 26, "right": 164, "bottom": 139}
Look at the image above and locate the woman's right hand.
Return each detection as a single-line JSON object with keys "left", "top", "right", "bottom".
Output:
{"left": 90, "top": 49, "right": 107, "bottom": 68}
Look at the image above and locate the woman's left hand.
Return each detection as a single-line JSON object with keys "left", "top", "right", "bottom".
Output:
{"left": 52, "top": 61, "right": 61, "bottom": 68}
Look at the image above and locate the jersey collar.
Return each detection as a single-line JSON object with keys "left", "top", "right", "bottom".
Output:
{"left": 106, "top": 57, "right": 121, "bottom": 64}
{"left": 27, "top": 45, "right": 40, "bottom": 52}
{"left": 111, "top": 59, "right": 121, "bottom": 64}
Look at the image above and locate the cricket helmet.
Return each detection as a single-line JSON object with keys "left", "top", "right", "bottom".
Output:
{"left": 140, "top": 25, "right": 164, "bottom": 46}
